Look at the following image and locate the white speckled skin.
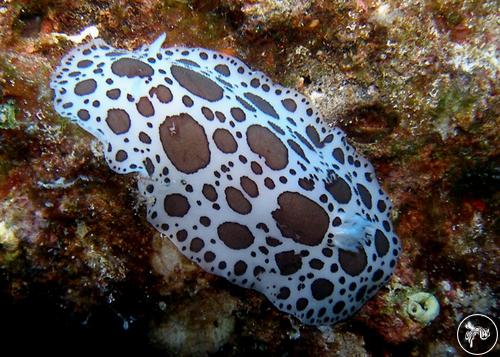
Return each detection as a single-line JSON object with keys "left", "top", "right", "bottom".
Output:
{"left": 50, "top": 34, "right": 401, "bottom": 325}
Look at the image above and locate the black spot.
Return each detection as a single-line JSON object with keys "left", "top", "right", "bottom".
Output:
{"left": 309, "top": 259, "right": 324, "bottom": 270}
{"left": 275, "top": 250, "right": 302, "bottom": 275}
{"left": 333, "top": 301, "right": 345, "bottom": 314}
{"left": 325, "top": 176, "right": 352, "bottom": 204}
{"left": 338, "top": 247, "right": 367, "bottom": 276}
{"left": 357, "top": 183, "right": 372, "bottom": 209}
{"left": 355, "top": 285, "right": 367, "bottom": 302}
{"left": 375, "top": 229, "right": 389, "bottom": 257}
{"left": 296, "top": 298, "right": 308, "bottom": 311}
{"left": 234, "top": 260, "right": 247, "bottom": 276}
{"left": 277, "top": 287, "right": 291, "bottom": 300}
{"left": 372, "top": 269, "right": 384, "bottom": 281}
{"left": 332, "top": 148, "right": 344, "bottom": 164}
{"left": 311, "top": 278, "right": 334, "bottom": 300}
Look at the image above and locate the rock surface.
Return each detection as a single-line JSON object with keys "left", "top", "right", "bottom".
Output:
{"left": 0, "top": 0, "right": 498, "bottom": 355}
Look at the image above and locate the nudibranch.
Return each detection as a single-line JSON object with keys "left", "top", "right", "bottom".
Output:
{"left": 50, "top": 34, "right": 401, "bottom": 326}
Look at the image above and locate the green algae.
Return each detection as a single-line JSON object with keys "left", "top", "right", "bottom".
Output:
{"left": 0, "top": 221, "right": 20, "bottom": 265}
{"left": 433, "top": 86, "right": 477, "bottom": 131}
{"left": 0, "top": 100, "right": 18, "bottom": 129}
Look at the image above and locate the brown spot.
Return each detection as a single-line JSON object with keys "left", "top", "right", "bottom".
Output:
{"left": 375, "top": 230, "right": 389, "bottom": 257}
{"left": 139, "top": 132, "right": 151, "bottom": 144}
{"left": 214, "top": 64, "right": 230, "bottom": 76}
{"left": 266, "top": 237, "right": 282, "bottom": 246}
{"left": 200, "top": 216, "right": 211, "bottom": 227}
{"left": 106, "top": 109, "right": 131, "bottom": 134}
{"left": 325, "top": 176, "right": 352, "bottom": 204}
{"left": 217, "top": 222, "right": 255, "bottom": 249}
{"left": 236, "top": 96, "right": 255, "bottom": 112}
{"left": 287, "top": 139, "right": 309, "bottom": 163}
{"left": 298, "top": 178, "right": 315, "bottom": 191}
{"left": 251, "top": 161, "right": 262, "bottom": 175}
{"left": 106, "top": 89, "right": 121, "bottom": 99}
{"left": 281, "top": 98, "right": 297, "bottom": 112}
{"left": 264, "top": 177, "right": 275, "bottom": 189}
{"left": 338, "top": 247, "right": 367, "bottom": 276}
{"left": 177, "top": 59, "right": 200, "bottom": 67}
{"left": 171, "top": 65, "right": 223, "bottom": 102}
{"left": 295, "top": 131, "right": 315, "bottom": 151}
{"left": 306, "top": 125, "right": 324, "bottom": 148}
{"left": 144, "top": 157, "right": 154, "bottom": 175}
{"left": 111, "top": 58, "right": 154, "bottom": 78}
{"left": 182, "top": 95, "right": 193, "bottom": 107}
{"left": 115, "top": 150, "right": 127, "bottom": 162}
{"left": 272, "top": 191, "right": 329, "bottom": 246}
{"left": 356, "top": 183, "right": 372, "bottom": 209}
{"left": 213, "top": 129, "right": 237, "bottom": 154}
{"left": 257, "top": 223, "right": 269, "bottom": 233}
{"left": 311, "top": 278, "right": 334, "bottom": 300}
{"left": 202, "top": 184, "right": 217, "bottom": 202}
{"left": 201, "top": 107, "right": 214, "bottom": 121}
{"left": 225, "top": 187, "right": 252, "bottom": 214}
{"left": 332, "top": 148, "right": 344, "bottom": 164}
{"left": 204, "top": 251, "right": 215, "bottom": 262}
{"left": 230, "top": 107, "right": 246, "bottom": 122}
{"left": 164, "top": 193, "right": 190, "bottom": 217}
{"left": 246, "top": 125, "right": 288, "bottom": 170}
{"left": 215, "top": 111, "right": 225, "bottom": 122}
{"left": 77, "top": 60, "right": 93, "bottom": 68}
{"left": 74, "top": 79, "right": 97, "bottom": 96}
{"left": 149, "top": 85, "right": 173, "bottom": 103}
{"left": 234, "top": 260, "right": 247, "bottom": 276}
{"left": 159, "top": 113, "right": 210, "bottom": 174}
{"left": 267, "top": 122, "right": 285, "bottom": 136}
{"left": 243, "top": 92, "right": 278, "bottom": 119}
{"left": 275, "top": 250, "right": 302, "bottom": 275}
{"left": 176, "top": 230, "right": 188, "bottom": 242}
{"left": 137, "top": 97, "right": 155, "bottom": 117}
{"left": 240, "top": 176, "right": 259, "bottom": 197}
{"left": 77, "top": 109, "right": 90, "bottom": 121}
{"left": 253, "top": 266, "right": 265, "bottom": 277}
{"left": 190, "top": 237, "right": 204, "bottom": 252}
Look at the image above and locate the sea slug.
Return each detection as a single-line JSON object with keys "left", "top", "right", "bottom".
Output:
{"left": 50, "top": 34, "right": 401, "bottom": 326}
